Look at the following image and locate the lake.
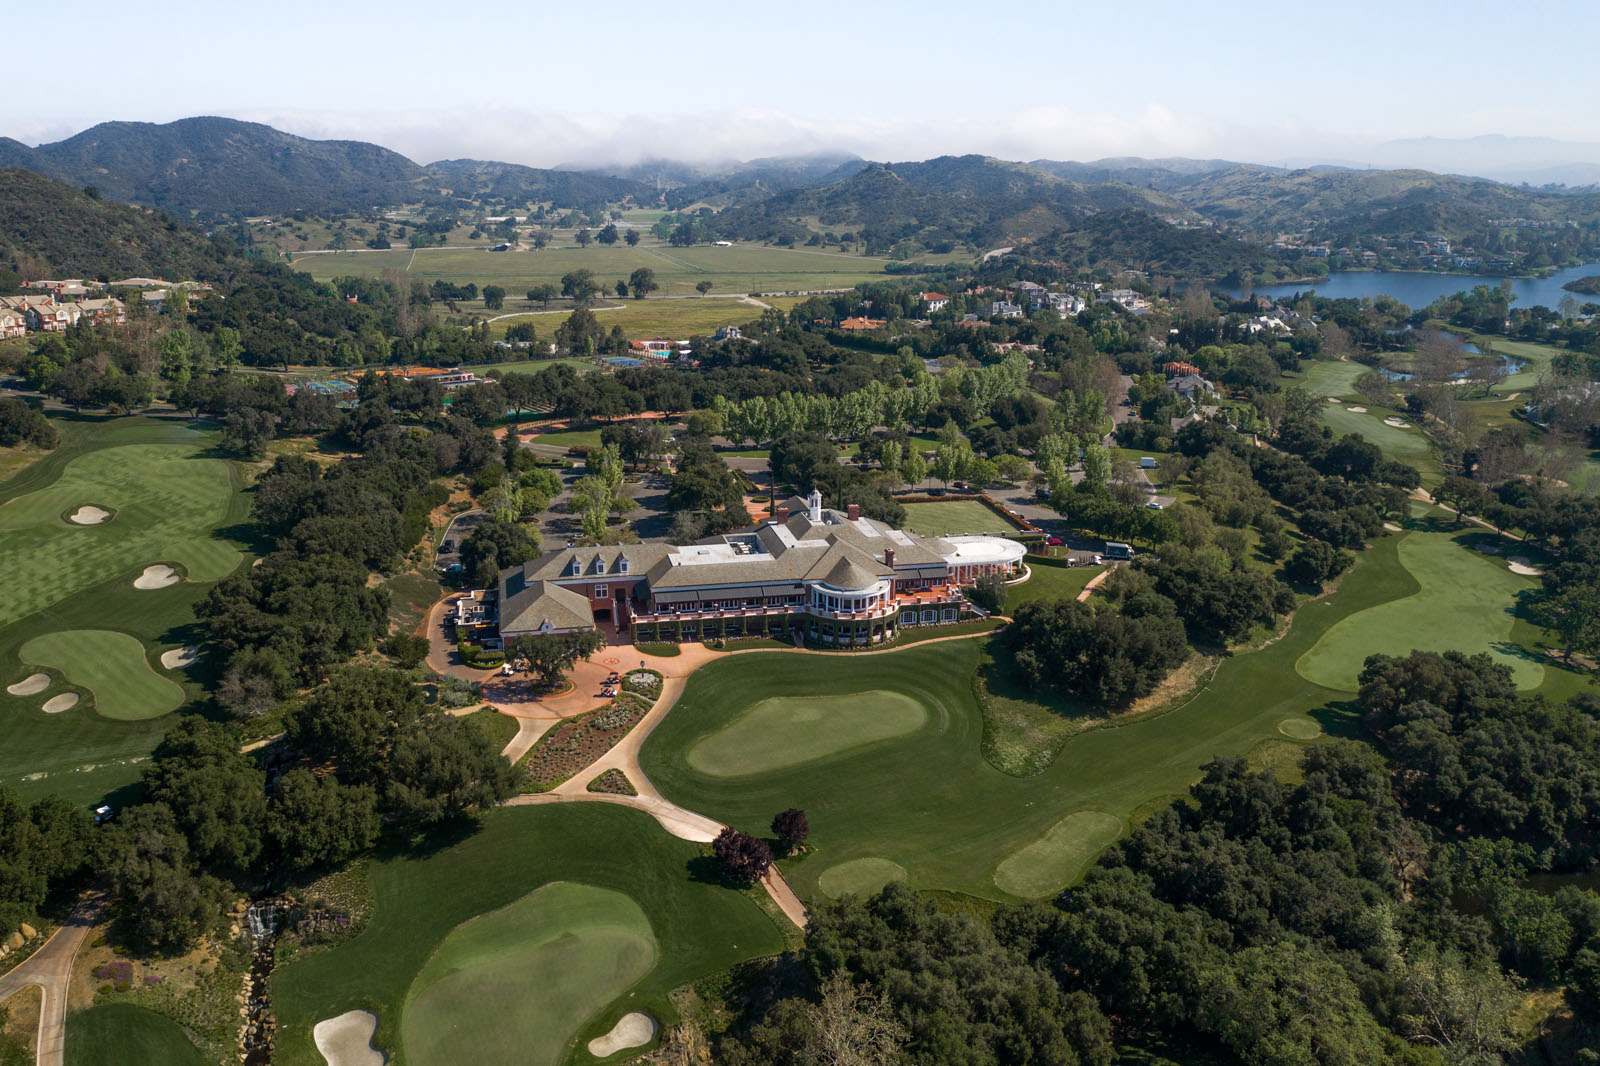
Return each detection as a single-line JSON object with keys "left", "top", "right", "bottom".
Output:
{"left": 1238, "top": 260, "right": 1600, "bottom": 311}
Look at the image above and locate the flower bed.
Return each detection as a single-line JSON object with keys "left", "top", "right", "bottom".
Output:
{"left": 586, "top": 769, "right": 638, "bottom": 796}
{"left": 522, "top": 691, "right": 654, "bottom": 791}
{"left": 622, "top": 668, "right": 662, "bottom": 698}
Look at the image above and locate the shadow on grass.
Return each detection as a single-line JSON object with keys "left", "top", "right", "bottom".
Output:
{"left": 1309, "top": 697, "right": 1366, "bottom": 740}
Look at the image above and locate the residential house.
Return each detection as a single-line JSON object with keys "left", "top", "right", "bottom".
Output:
{"left": 0, "top": 307, "right": 24, "bottom": 338}
{"left": 987, "top": 301, "right": 1023, "bottom": 318}
{"left": 918, "top": 292, "right": 950, "bottom": 313}
{"left": 715, "top": 325, "right": 742, "bottom": 341}
{"left": 838, "top": 317, "right": 887, "bottom": 332}
{"left": 1168, "top": 373, "right": 1216, "bottom": 402}
{"left": 74, "top": 297, "right": 127, "bottom": 326}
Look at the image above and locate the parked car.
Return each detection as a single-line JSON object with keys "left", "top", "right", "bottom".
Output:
{"left": 441, "top": 539, "right": 454, "bottom": 552}
{"left": 1146, "top": 501, "right": 1163, "bottom": 510}
{"left": 1046, "top": 536, "right": 1063, "bottom": 546}
{"left": 93, "top": 805, "right": 114, "bottom": 824}
{"left": 1092, "top": 554, "right": 1104, "bottom": 565}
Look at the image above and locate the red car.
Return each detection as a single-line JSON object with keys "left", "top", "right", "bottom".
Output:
{"left": 1046, "top": 536, "right": 1063, "bottom": 546}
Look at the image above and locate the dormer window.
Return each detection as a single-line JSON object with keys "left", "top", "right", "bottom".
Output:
{"left": 594, "top": 557, "right": 606, "bottom": 575}
{"left": 619, "top": 557, "right": 630, "bottom": 574}
{"left": 568, "top": 557, "right": 581, "bottom": 576}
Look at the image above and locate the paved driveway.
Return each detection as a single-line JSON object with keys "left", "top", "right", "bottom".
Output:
{"left": 0, "top": 894, "right": 105, "bottom": 1066}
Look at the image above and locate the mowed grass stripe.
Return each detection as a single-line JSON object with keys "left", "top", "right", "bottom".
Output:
{"left": 403, "top": 882, "right": 656, "bottom": 1066}
{"left": 20, "top": 630, "right": 184, "bottom": 720}
{"left": 686, "top": 691, "right": 927, "bottom": 777}
{"left": 0, "top": 442, "right": 239, "bottom": 628}
{"left": 1296, "top": 529, "right": 1543, "bottom": 691}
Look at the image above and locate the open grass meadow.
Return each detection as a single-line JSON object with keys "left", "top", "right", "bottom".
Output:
{"left": 64, "top": 1002, "right": 209, "bottom": 1066}
{"left": 270, "top": 804, "right": 786, "bottom": 1066}
{"left": 1004, "top": 557, "right": 1101, "bottom": 610}
{"left": 486, "top": 297, "right": 772, "bottom": 342}
{"left": 294, "top": 242, "right": 890, "bottom": 298}
{"left": 640, "top": 531, "right": 1489, "bottom": 905}
{"left": 900, "top": 499, "right": 1023, "bottom": 537}
{"left": 0, "top": 416, "right": 253, "bottom": 806}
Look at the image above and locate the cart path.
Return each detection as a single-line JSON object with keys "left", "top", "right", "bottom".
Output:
{"left": 0, "top": 894, "right": 105, "bottom": 1066}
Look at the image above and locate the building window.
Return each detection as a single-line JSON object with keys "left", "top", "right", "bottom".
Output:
{"left": 595, "top": 557, "right": 606, "bottom": 575}
{"left": 594, "top": 585, "right": 608, "bottom": 599}
{"left": 619, "top": 557, "right": 629, "bottom": 574}
{"left": 568, "top": 558, "right": 581, "bottom": 576}
{"left": 941, "top": 608, "right": 958, "bottom": 622}
{"left": 900, "top": 611, "right": 917, "bottom": 625}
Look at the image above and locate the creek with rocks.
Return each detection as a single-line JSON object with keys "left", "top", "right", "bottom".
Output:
{"left": 238, "top": 901, "right": 280, "bottom": 1064}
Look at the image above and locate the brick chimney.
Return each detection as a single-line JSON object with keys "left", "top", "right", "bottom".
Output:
{"left": 847, "top": 503, "right": 860, "bottom": 521}
{"left": 775, "top": 504, "right": 789, "bottom": 523}
{"left": 884, "top": 547, "right": 895, "bottom": 568}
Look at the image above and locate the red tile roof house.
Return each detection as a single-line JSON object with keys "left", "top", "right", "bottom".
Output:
{"left": 919, "top": 292, "right": 950, "bottom": 312}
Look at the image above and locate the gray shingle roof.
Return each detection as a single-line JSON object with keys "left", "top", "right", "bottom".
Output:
{"left": 497, "top": 576, "right": 594, "bottom": 635}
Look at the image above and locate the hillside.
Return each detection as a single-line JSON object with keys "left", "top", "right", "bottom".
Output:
{"left": 420, "top": 158, "right": 651, "bottom": 208}
{"left": 1012, "top": 208, "right": 1286, "bottom": 281}
{"left": 0, "top": 168, "right": 241, "bottom": 282}
{"left": 711, "top": 155, "right": 1180, "bottom": 250}
{"left": 3, "top": 116, "right": 427, "bottom": 216}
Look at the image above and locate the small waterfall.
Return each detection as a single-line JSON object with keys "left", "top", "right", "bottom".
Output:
{"left": 239, "top": 900, "right": 281, "bottom": 1064}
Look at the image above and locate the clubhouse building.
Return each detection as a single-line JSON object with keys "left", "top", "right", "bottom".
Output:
{"left": 480, "top": 490, "right": 1025, "bottom": 647}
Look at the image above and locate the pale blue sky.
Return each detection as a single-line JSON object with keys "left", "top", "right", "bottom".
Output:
{"left": 11, "top": 0, "right": 1597, "bottom": 167}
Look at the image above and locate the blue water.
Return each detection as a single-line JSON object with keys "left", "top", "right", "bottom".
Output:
{"left": 1238, "top": 260, "right": 1600, "bottom": 311}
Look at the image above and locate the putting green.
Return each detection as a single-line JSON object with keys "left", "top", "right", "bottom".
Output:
{"left": 402, "top": 881, "right": 657, "bottom": 1066}
{"left": 817, "top": 858, "right": 908, "bottom": 899}
{"left": 0, "top": 442, "right": 240, "bottom": 630}
{"left": 685, "top": 691, "right": 927, "bottom": 777}
{"left": 994, "top": 812, "right": 1124, "bottom": 899}
{"left": 1296, "top": 531, "right": 1543, "bottom": 692}
{"left": 1278, "top": 717, "right": 1323, "bottom": 740}
{"left": 20, "top": 630, "right": 184, "bottom": 720}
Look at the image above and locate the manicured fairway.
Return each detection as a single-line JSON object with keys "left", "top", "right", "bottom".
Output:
{"left": 0, "top": 439, "right": 239, "bottom": 630}
{"left": 1296, "top": 530, "right": 1543, "bottom": 691}
{"left": 686, "top": 691, "right": 927, "bottom": 777}
{"left": 64, "top": 1003, "right": 207, "bottom": 1066}
{"left": 901, "top": 500, "right": 1021, "bottom": 537}
{"left": 0, "top": 417, "right": 251, "bottom": 806}
{"left": 21, "top": 630, "right": 184, "bottom": 720}
{"left": 403, "top": 882, "right": 656, "bottom": 1066}
{"left": 1318, "top": 403, "right": 1432, "bottom": 461}
{"left": 642, "top": 533, "right": 1433, "bottom": 903}
{"left": 270, "top": 805, "right": 785, "bottom": 1066}
{"left": 1298, "top": 359, "right": 1367, "bottom": 399}
{"left": 993, "top": 811, "right": 1124, "bottom": 899}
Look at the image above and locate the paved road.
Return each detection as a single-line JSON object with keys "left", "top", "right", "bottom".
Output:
{"left": 0, "top": 895, "right": 105, "bottom": 1066}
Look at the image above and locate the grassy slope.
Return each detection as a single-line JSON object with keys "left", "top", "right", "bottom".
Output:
{"left": 0, "top": 416, "right": 252, "bottom": 806}
{"left": 270, "top": 804, "right": 785, "bottom": 1066}
{"left": 1297, "top": 525, "right": 1545, "bottom": 691}
{"left": 642, "top": 537, "right": 1423, "bottom": 903}
{"left": 685, "top": 691, "right": 927, "bottom": 777}
{"left": 64, "top": 1002, "right": 207, "bottom": 1066}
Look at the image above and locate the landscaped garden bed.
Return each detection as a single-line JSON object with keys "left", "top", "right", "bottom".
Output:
{"left": 522, "top": 691, "right": 654, "bottom": 791}
{"left": 586, "top": 769, "right": 638, "bottom": 796}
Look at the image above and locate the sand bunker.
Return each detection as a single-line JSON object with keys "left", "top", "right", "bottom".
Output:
{"left": 42, "top": 693, "right": 79, "bottom": 714}
{"left": 67, "top": 505, "right": 111, "bottom": 525}
{"left": 1325, "top": 396, "right": 1341, "bottom": 403}
{"left": 1383, "top": 522, "right": 1403, "bottom": 532}
{"left": 1508, "top": 556, "right": 1543, "bottom": 577}
{"left": 313, "top": 1010, "right": 385, "bottom": 1066}
{"left": 587, "top": 1013, "right": 657, "bottom": 1057}
{"left": 160, "top": 646, "right": 199, "bottom": 670}
{"left": 1346, "top": 406, "right": 1368, "bottom": 413}
{"left": 134, "top": 564, "right": 181, "bottom": 590}
{"left": 1383, "top": 417, "right": 1412, "bottom": 428}
{"left": 6, "top": 673, "right": 51, "bottom": 696}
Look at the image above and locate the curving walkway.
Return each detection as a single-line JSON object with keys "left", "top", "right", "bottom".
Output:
{"left": 0, "top": 894, "right": 105, "bottom": 1066}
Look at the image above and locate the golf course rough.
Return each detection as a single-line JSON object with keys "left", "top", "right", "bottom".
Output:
{"left": 401, "top": 882, "right": 657, "bottom": 1066}
{"left": 20, "top": 629, "right": 184, "bottom": 720}
{"left": 685, "top": 690, "right": 928, "bottom": 777}
{"left": 1295, "top": 530, "right": 1544, "bottom": 692}
{"left": 993, "top": 811, "right": 1124, "bottom": 899}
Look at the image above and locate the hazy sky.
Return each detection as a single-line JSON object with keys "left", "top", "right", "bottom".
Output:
{"left": 10, "top": 0, "right": 1597, "bottom": 167}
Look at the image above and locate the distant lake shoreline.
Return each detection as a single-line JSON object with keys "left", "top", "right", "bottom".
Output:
{"left": 1235, "top": 260, "right": 1600, "bottom": 311}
